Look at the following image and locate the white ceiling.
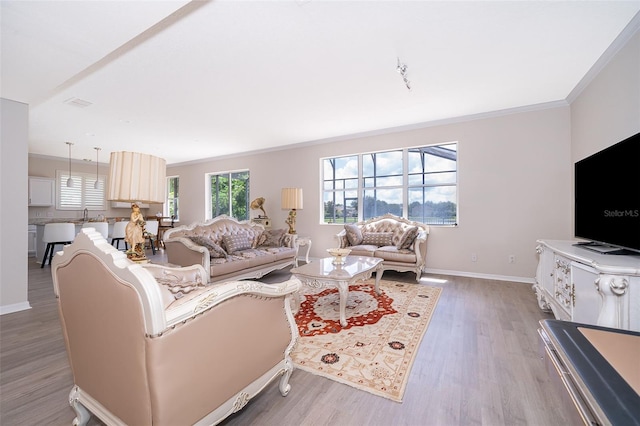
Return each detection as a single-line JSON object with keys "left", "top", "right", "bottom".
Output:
{"left": 2, "top": 1, "right": 639, "bottom": 165}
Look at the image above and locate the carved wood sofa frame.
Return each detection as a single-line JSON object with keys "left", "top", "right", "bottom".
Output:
{"left": 335, "top": 213, "right": 429, "bottom": 282}
{"left": 52, "top": 228, "right": 301, "bottom": 426}
{"left": 163, "top": 215, "right": 298, "bottom": 284}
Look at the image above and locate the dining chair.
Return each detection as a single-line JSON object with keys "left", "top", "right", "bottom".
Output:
{"left": 156, "top": 215, "right": 175, "bottom": 249}
{"left": 41, "top": 222, "right": 76, "bottom": 268}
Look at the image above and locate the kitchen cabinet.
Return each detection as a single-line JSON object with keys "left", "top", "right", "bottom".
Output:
{"left": 28, "top": 177, "right": 54, "bottom": 206}
{"left": 28, "top": 225, "right": 36, "bottom": 257}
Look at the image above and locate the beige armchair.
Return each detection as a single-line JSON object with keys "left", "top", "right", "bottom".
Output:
{"left": 52, "top": 228, "right": 300, "bottom": 426}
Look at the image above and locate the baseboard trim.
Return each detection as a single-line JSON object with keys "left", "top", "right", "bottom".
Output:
{"left": 300, "top": 258, "right": 535, "bottom": 285}
{"left": 0, "top": 301, "right": 32, "bottom": 316}
{"left": 424, "top": 268, "right": 534, "bottom": 284}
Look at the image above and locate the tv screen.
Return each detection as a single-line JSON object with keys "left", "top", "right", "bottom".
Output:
{"left": 574, "top": 132, "right": 640, "bottom": 255}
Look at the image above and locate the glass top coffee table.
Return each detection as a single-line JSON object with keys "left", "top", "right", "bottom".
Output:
{"left": 290, "top": 256, "right": 384, "bottom": 327}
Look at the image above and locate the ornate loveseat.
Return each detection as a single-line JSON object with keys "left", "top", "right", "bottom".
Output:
{"left": 52, "top": 228, "right": 301, "bottom": 426}
{"left": 163, "top": 215, "right": 298, "bottom": 283}
{"left": 335, "top": 214, "right": 429, "bottom": 281}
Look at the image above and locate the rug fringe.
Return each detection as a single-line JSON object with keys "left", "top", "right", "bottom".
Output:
{"left": 292, "top": 363, "right": 404, "bottom": 403}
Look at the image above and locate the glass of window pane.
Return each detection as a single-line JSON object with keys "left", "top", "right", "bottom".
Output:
{"left": 230, "top": 171, "right": 249, "bottom": 220}
{"left": 363, "top": 188, "right": 403, "bottom": 219}
{"left": 323, "top": 190, "right": 358, "bottom": 223}
{"left": 363, "top": 151, "right": 402, "bottom": 188}
{"left": 211, "top": 175, "right": 230, "bottom": 217}
{"left": 408, "top": 186, "right": 457, "bottom": 225}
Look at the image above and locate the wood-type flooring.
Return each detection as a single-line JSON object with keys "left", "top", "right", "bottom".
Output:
{"left": 0, "top": 252, "right": 578, "bottom": 425}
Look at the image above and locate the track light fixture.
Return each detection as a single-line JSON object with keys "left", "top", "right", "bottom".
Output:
{"left": 396, "top": 57, "right": 411, "bottom": 91}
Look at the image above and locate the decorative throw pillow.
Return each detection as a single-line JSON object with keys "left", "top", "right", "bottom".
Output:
{"left": 188, "top": 236, "right": 227, "bottom": 258}
{"left": 397, "top": 226, "right": 419, "bottom": 249}
{"left": 344, "top": 224, "right": 363, "bottom": 245}
{"left": 256, "top": 232, "right": 268, "bottom": 247}
{"left": 222, "top": 233, "right": 252, "bottom": 254}
{"left": 251, "top": 230, "right": 264, "bottom": 248}
{"left": 261, "top": 228, "right": 286, "bottom": 247}
{"left": 362, "top": 232, "right": 393, "bottom": 247}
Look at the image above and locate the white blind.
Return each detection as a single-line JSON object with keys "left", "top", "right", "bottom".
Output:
{"left": 85, "top": 177, "right": 105, "bottom": 208}
{"left": 57, "top": 170, "right": 106, "bottom": 210}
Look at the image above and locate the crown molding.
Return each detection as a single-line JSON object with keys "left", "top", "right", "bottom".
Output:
{"left": 567, "top": 11, "right": 640, "bottom": 104}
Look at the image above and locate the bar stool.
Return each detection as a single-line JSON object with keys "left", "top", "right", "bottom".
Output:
{"left": 41, "top": 223, "right": 75, "bottom": 268}
{"left": 110, "top": 221, "right": 128, "bottom": 250}
{"left": 82, "top": 222, "right": 108, "bottom": 239}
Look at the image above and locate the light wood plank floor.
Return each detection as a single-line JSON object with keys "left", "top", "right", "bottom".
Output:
{"left": 1, "top": 253, "right": 578, "bottom": 425}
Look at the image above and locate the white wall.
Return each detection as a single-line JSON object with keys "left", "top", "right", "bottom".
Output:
{"left": 571, "top": 29, "right": 640, "bottom": 161}
{"left": 1, "top": 98, "right": 30, "bottom": 314}
{"left": 169, "top": 105, "right": 573, "bottom": 282}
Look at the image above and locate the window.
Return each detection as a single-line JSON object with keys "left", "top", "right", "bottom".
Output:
{"left": 166, "top": 176, "right": 179, "bottom": 220}
{"left": 363, "top": 150, "right": 403, "bottom": 219}
{"left": 407, "top": 145, "right": 457, "bottom": 225}
{"left": 56, "top": 170, "right": 106, "bottom": 210}
{"left": 323, "top": 155, "right": 358, "bottom": 223}
{"left": 322, "top": 143, "right": 457, "bottom": 225}
{"left": 207, "top": 170, "right": 250, "bottom": 220}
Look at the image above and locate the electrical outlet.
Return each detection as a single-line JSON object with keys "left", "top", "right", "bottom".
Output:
{"left": 508, "top": 255, "right": 516, "bottom": 264}
{"left": 36, "top": 212, "right": 42, "bottom": 217}
{"left": 471, "top": 253, "right": 477, "bottom": 262}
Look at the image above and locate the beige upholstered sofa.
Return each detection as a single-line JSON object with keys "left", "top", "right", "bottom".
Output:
{"left": 335, "top": 214, "right": 429, "bottom": 281}
{"left": 163, "top": 215, "right": 298, "bottom": 283}
{"left": 52, "top": 228, "right": 301, "bottom": 426}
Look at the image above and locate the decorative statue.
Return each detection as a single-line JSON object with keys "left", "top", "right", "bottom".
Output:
{"left": 125, "top": 203, "right": 146, "bottom": 260}
{"left": 285, "top": 209, "right": 297, "bottom": 234}
{"left": 250, "top": 197, "right": 268, "bottom": 218}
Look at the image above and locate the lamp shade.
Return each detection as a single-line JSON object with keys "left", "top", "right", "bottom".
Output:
{"left": 107, "top": 151, "right": 166, "bottom": 203}
{"left": 281, "top": 188, "right": 303, "bottom": 210}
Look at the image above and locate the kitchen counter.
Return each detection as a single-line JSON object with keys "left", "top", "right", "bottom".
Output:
{"left": 29, "top": 217, "right": 121, "bottom": 226}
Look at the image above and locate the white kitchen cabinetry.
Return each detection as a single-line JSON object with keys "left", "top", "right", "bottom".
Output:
{"left": 28, "top": 177, "right": 54, "bottom": 206}
{"left": 28, "top": 225, "right": 36, "bottom": 257}
{"left": 534, "top": 239, "right": 640, "bottom": 331}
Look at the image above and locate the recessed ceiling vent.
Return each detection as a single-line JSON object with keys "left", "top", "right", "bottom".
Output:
{"left": 64, "top": 97, "right": 92, "bottom": 108}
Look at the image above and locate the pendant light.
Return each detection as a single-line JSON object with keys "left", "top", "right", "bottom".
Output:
{"left": 65, "top": 142, "right": 74, "bottom": 187}
{"left": 93, "top": 147, "right": 101, "bottom": 189}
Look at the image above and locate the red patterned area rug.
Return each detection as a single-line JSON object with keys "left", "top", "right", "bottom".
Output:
{"left": 291, "top": 278, "right": 442, "bottom": 402}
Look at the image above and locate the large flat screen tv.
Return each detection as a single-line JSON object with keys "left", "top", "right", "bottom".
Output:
{"left": 574, "top": 132, "right": 640, "bottom": 255}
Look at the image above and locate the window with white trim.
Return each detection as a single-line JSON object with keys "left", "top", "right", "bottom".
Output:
{"left": 166, "top": 176, "right": 179, "bottom": 220}
{"left": 206, "top": 170, "right": 250, "bottom": 220}
{"left": 322, "top": 143, "right": 457, "bottom": 225}
{"left": 56, "top": 170, "right": 106, "bottom": 210}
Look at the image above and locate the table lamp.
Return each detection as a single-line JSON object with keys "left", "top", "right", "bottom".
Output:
{"left": 281, "top": 188, "right": 303, "bottom": 234}
{"left": 107, "top": 151, "right": 166, "bottom": 261}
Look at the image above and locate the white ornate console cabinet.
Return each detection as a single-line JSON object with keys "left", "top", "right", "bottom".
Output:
{"left": 534, "top": 240, "right": 640, "bottom": 332}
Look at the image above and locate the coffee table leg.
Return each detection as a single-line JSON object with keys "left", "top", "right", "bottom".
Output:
{"left": 375, "top": 266, "right": 384, "bottom": 295}
{"left": 337, "top": 281, "right": 348, "bottom": 327}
